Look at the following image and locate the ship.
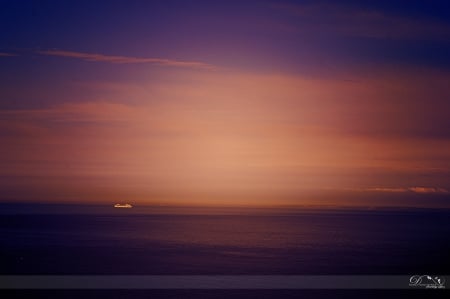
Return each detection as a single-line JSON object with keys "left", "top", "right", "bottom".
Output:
{"left": 114, "top": 203, "right": 133, "bottom": 208}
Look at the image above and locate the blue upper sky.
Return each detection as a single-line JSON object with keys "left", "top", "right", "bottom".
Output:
{"left": 1, "top": 0, "right": 450, "bottom": 71}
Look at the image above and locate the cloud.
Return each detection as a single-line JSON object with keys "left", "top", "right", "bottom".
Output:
{"left": 408, "top": 187, "right": 449, "bottom": 194}
{"left": 0, "top": 102, "right": 142, "bottom": 124}
{"left": 272, "top": 3, "right": 450, "bottom": 40}
{"left": 366, "top": 187, "right": 407, "bottom": 193}
{"left": 37, "top": 49, "right": 216, "bottom": 70}
{"left": 0, "top": 52, "right": 17, "bottom": 57}
{"left": 364, "top": 187, "right": 449, "bottom": 194}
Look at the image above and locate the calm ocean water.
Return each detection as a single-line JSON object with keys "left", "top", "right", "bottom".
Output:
{"left": 1, "top": 204, "right": 449, "bottom": 298}
{"left": 1, "top": 204, "right": 449, "bottom": 275}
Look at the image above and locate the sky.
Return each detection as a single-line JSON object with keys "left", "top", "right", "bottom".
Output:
{"left": 1, "top": 0, "right": 450, "bottom": 207}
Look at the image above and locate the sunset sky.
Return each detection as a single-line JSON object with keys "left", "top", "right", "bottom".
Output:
{"left": 1, "top": 0, "right": 450, "bottom": 207}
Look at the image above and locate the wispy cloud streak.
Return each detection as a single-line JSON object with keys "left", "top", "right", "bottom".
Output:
{"left": 365, "top": 187, "right": 449, "bottom": 194}
{"left": 37, "top": 49, "right": 216, "bottom": 70}
{"left": 0, "top": 52, "right": 17, "bottom": 57}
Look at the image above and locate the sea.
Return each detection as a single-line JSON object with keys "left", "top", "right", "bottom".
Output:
{"left": 1, "top": 203, "right": 449, "bottom": 298}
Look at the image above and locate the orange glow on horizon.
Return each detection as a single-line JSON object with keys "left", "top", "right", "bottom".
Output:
{"left": 1, "top": 69, "right": 449, "bottom": 207}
